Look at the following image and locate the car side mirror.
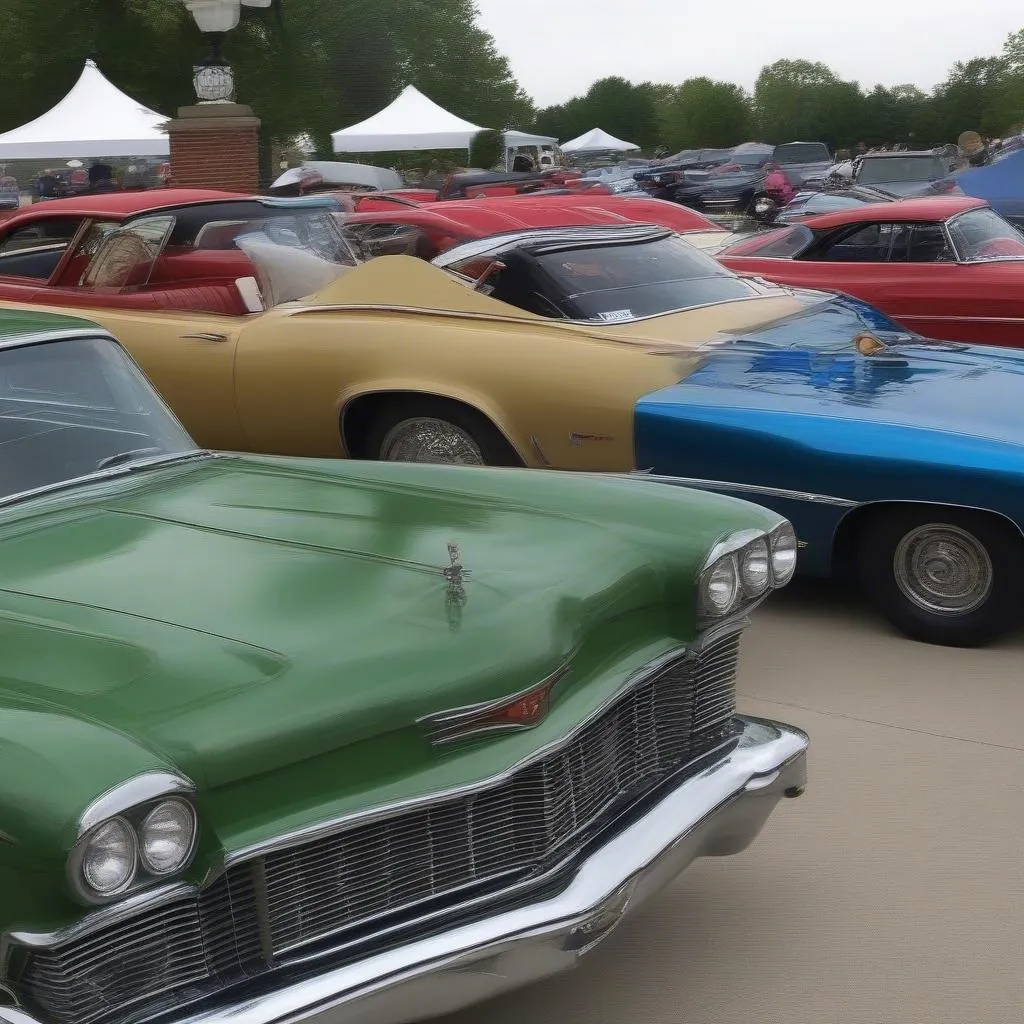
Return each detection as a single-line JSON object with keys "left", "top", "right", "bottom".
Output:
{"left": 235, "top": 276, "right": 264, "bottom": 313}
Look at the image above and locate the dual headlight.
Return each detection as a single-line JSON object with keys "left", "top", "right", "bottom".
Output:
{"left": 699, "top": 522, "right": 798, "bottom": 620}
{"left": 71, "top": 798, "right": 197, "bottom": 902}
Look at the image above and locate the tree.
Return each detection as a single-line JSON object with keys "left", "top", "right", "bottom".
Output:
{"left": 753, "top": 59, "right": 864, "bottom": 146}
{"left": 0, "top": 0, "right": 534, "bottom": 161}
{"left": 660, "top": 78, "right": 751, "bottom": 150}
{"left": 533, "top": 77, "right": 660, "bottom": 151}
{"left": 931, "top": 57, "right": 1008, "bottom": 139}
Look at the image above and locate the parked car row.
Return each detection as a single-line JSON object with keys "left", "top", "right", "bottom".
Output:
{"left": 4, "top": 164, "right": 1024, "bottom": 1024}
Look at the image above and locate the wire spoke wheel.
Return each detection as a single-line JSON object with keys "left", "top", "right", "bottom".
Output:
{"left": 892, "top": 523, "right": 993, "bottom": 616}
{"left": 379, "top": 417, "right": 485, "bottom": 465}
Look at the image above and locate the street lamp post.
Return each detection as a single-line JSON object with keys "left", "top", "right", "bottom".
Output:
{"left": 179, "top": 0, "right": 272, "bottom": 103}
{"left": 167, "top": 0, "right": 271, "bottom": 192}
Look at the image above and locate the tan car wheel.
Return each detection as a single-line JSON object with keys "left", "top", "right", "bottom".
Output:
{"left": 364, "top": 398, "right": 521, "bottom": 467}
{"left": 379, "top": 417, "right": 485, "bottom": 465}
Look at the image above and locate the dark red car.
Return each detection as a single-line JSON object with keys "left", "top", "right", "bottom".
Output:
{"left": 341, "top": 194, "right": 727, "bottom": 261}
{"left": 717, "top": 197, "right": 1024, "bottom": 346}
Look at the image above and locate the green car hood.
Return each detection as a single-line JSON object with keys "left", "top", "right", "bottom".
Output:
{"left": 0, "top": 456, "right": 780, "bottom": 804}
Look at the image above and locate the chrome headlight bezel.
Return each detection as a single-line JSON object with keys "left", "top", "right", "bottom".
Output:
{"left": 69, "top": 773, "right": 199, "bottom": 905}
{"left": 73, "top": 816, "right": 138, "bottom": 900}
{"left": 139, "top": 799, "right": 199, "bottom": 877}
{"left": 699, "top": 522, "right": 798, "bottom": 623}
{"left": 769, "top": 522, "right": 798, "bottom": 586}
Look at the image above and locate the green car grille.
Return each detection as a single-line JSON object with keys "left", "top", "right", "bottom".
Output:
{"left": 17, "top": 629, "right": 741, "bottom": 1024}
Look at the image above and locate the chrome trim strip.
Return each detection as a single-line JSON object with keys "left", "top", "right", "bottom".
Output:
{"left": 624, "top": 472, "right": 858, "bottom": 508}
{"left": 6, "top": 881, "right": 196, "bottom": 949}
{"left": 700, "top": 528, "right": 766, "bottom": 573}
{"left": 418, "top": 655, "right": 575, "bottom": 745}
{"left": 78, "top": 772, "right": 196, "bottom": 837}
{"left": 289, "top": 292, "right": 776, "bottom": 328}
{"left": 0, "top": 450, "right": 211, "bottom": 513}
{"left": 906, "top": 314, "right": 1024, "bottom": 324}
{"left": 0, "top": 327, "right": 118, "bottom": 349}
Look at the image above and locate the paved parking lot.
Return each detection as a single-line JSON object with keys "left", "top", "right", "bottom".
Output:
{"left": 447, "top": 579, "right": 1024, "bottom": 1024}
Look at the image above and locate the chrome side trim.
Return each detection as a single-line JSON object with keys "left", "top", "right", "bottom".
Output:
{"left": 290, "top": 293, "right": 778, "bottom": 329}
{"left": 623, "top": 472, "right": 858, "bottom": 508}
{"left": 78, "top": 772, "right": 196, "bottom": 837}
{"left": 906, "top": 314, "right": 1024, "bottom": 324}
{"left": 418, "top": 654, "right": 575, "bottom": 745}
{"left": 0, "top": 450, "right": 211, "bottom": 514}
{"left": 0, "top": 327, "right": 118, "bottom": 350}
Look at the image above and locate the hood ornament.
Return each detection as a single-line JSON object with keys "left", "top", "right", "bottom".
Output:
{"left": 444, "top": 542, "right": 470, "bottom": 631}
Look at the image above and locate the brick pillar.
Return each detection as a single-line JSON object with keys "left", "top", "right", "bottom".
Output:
{"left": 166, "top": 104, "right": 261, "bottom": 193}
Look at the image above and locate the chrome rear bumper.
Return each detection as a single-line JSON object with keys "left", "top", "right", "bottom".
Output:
{"left": 1, "top": 716, "right": 807, "bottom": 1024}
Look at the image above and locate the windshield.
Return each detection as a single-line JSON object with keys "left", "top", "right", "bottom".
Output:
{"left": 946, "top": 207, "right": 1024, "bottom": 261}
{"left": 858, "top": 156, "right": 946, "bottom": 184}
{"left": 78, "top": 203, "right": 357, "bottom": 306}
{"left": 533, "top": 234, "right": 754, "bottom": 321}
{"left": 0, "top": 335, "right": 197, "bottom": 502}
{"left": 719, "top": 225, "right": 814, "bottom": 258}
{"left": 773, "top": 143, "right": 830, "bottom": 165}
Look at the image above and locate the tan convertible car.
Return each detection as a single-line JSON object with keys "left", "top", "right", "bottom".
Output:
{"left": 0, "top": 190, "right": 811, "bottom": 469}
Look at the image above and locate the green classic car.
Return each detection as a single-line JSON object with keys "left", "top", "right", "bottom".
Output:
{"left": 0, "top": 309, "right": 808, "bottom": 1024}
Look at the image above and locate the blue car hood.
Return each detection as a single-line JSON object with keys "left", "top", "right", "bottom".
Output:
{"left": 639, "top": 295, "right": 1024, "bottom": 463}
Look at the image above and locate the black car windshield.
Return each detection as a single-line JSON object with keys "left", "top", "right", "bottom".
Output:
{"left": 858, "top": 156, "right": 946, "bottom": 183}
{"left": 946, "top": 207, "right": 1024, "bottom": 261}
{"left": 534, "top": 234, "right": 754, "bottom": 321}
{"left": 773, "top": 143, "right": 830, "bottom": 165}
{"left": 0, "top": 335, "right": 197, "bottom": 502}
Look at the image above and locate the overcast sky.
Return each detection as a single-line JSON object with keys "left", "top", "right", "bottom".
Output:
{"left": 474, "top": 0, "right": 1022, "bottom": 107}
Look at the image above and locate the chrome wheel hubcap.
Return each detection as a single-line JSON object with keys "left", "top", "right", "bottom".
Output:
{"left": 893, "top": 524, "right": 993, "bottom": 615}
{"left": 379, "top": 418, "right": 484, "bottom": 465}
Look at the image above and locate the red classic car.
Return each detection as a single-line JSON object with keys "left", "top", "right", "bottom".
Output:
{"left": 717, "top": 196, "right": 1024, "bottom": 346}
{"left": 0, "top": 189, "right": 354, "bottom": 317}
{"left": 0, "top": 189, "right": 725, "bottom": 319}
{"left": 341, "top": 194, "right": 728, "bottom": 260}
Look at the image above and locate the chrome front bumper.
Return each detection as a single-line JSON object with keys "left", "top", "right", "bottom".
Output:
{"left": 1, "top": 716, "right": 807, "bottom": 1024}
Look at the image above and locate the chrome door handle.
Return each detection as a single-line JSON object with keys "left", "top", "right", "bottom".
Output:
{"left": 180, "top": 333, "right": 228, "bottom": 343}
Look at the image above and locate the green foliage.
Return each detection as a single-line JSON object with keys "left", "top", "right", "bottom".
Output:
{"left": 5, "top": 2, "right": 1024, "bottom": 166}
{"left": 659, "top": 78, "right": 751, "bottom": 150}
{"left": 0, "top": 0, "right": 533, "bottom": 153}
{"left": 534, "top": 77, "right": 661, "bottom": 151}
{"left": 469, "top": 129, "right": 503, "bottom": 170}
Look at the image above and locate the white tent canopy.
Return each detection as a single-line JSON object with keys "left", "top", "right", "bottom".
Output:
{"left": 561, "top": 128, "right": 639, "bottom": 154}
{"left": 332, "top": 86, "right": 487, "bottom": 153}
{"left": 0, "top": 60, "right": 170, "bottom": 159}
{"left": 502, "top": 129, "right": 558, "bottom": 149}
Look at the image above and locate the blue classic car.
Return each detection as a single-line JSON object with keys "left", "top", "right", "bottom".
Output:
{"left": 634, "top": 295, "right": 1024, "bottom": 647}
{"left": 927, "top": 148, "right": 1024, "bottom": 229}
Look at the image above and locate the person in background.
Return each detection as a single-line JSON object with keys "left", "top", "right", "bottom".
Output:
{"left": 511, "top": 154, "right": 535, "bottom": 172}
{"left": 37, "top": 171, "right": 59, "bottom": 199}
{"left": 86, "top": 163, "right": 121, "bottom": 193}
